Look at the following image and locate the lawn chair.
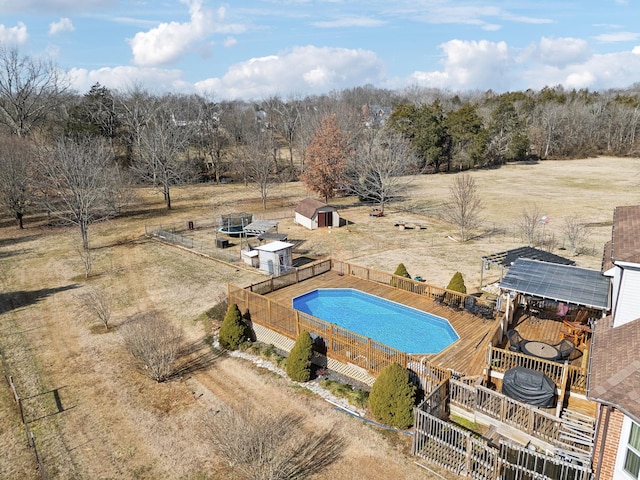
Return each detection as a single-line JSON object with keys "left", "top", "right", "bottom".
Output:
{"left": 506, "top": 329, "right": 525, "bottom": 353}
{"left": 552, "top": 338, "right": 576, "bottom": 361}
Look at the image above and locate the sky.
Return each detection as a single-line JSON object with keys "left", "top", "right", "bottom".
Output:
{"left": 1, "top": 0, "right": 640, "bottom": 100}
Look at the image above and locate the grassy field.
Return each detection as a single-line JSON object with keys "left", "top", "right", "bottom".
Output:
{"left": 0, "top": 156, "right": 638, "bottom": 479}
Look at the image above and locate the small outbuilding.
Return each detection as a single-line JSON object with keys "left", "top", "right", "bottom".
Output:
{"left": 254, "top": 241, "right": 294, "bottom": 276}
{"left": 294, "top": 199, "right": 339, "bottom": 230}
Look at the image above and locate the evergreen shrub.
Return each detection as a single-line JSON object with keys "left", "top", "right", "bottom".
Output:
{"left": 286, "top": 330, "right": 314, "bottom": 382}
{"left": 369, "top": 363, "right": 417, "bottom": 429}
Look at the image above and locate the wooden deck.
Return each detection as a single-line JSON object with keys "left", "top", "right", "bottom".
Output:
{"left": 264, "top": 270, "right": 499, "bottom": 377}
{"left": 509, "top": 309, "right": 592, "bottom": 370}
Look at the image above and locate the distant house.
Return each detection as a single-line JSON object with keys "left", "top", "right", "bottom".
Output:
{"left": 254, "top": 241, "right": 294, "bottom": 276}
{"left": 589, "top": 205, "right": 640, "bottom": 480}
{"left": 361, "top": 104, "right": 392, "bottom": 128}
{"left": 294, "top": 199, "right": 339, "bottom": 230}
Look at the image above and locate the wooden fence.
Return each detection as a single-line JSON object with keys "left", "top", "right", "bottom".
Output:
{"left": 413, "top": 381, "right": 594, "bottom": 480}
{"left": 486, "top": 345, "right": 588, "bottom": 395}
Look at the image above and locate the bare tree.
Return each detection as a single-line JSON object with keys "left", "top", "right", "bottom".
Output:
{"left": 348, "top": 129, "right": 420, "bottom": 214}
{"left": 445, "top": 173, "right": 483, "bottom": 242}
{"left": 517, "top": 203, "right": 545, "bottom": 245}
{"left": 76, "top": 285, "right": 112, "bottom": 330}
{"left": 202, "top": 406, "right": 344, "bottom": 480}
{"left": 240, "top": 127, "right": 277, "bottom": 210}
{"left": 0, "top": 135, "right": 33, "bottom": 228}
{"left": 37, "top": 137, "right": 117, "bottom": 277}
{"left": 121, "top": 312, "right": 183, "bottom": 382}
{"left": 0, "top": 47, "right": 68, "bottom": 137}
{"left": 562, "top": 214, "right": 589, "bottom": 255}
{"left": 133, "top": 96, "right": 195, "bottom": 209}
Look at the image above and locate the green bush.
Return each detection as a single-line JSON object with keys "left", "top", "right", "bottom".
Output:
{"left": 218, "top": 303, "right": 249, "bottom": 350}
{"left": 393, "top": 263, "right": 411, "bottom": 279}
{"left": 446, "top": 271, "right": 467, "bottom": 294}
{"left": 369, "top": 363, "right": 417, "bottom": 429}
{"left": 286, "top": 330, "right": 313, "bottom": 382}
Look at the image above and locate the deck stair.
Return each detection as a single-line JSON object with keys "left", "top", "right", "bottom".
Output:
{"left": 554, "top": 408, "right": 596, "bottom": 464}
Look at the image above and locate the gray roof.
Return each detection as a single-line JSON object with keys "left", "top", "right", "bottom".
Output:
{"left": 482, "top": 246, "right": 575, "bottom": 268}
{"left": 244, "top": 220, "right": 279, "bottom": 235}
{"left": 499, "top": 258, "right": 610, "bottom": 309}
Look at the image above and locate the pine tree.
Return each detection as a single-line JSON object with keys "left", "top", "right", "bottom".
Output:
{"left": 218, "top": 303, "right": 249, "bottom": 350}
{"left": 393, "top": 263, "right": 411, "bottom": 278}
{"left": 446, "top": 271, "right": 467, "bottom": 294}
{"left": 369, "top": 363, "right": 416, "bottom": 429}
{"left": 286, "top": 330, "right": 314, "bottom": 382}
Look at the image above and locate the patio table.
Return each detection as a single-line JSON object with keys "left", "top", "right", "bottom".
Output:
{"left": 521, "top": 341, "right": 560, "bottom": 361}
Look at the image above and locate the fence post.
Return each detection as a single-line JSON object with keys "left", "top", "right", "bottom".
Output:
{"left": 465, "top": 434, "right": 473, "bottom": 475}
{"left": 556, "top": 361, "right": 570, "bottom": 417}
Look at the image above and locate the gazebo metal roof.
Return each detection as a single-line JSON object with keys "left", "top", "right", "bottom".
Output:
{"left": 482, "top": 246, "right": 575, "bottom": 268}
{"left": 499, "top": 258, "right": 610, "bottom": 310}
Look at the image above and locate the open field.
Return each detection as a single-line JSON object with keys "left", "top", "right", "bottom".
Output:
{"left": 0, "top": 156, "right": 638, "bottom": 479}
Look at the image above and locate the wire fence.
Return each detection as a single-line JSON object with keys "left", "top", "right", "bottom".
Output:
{"left": 1, "top": 348, "right": 49, "bottom": 480}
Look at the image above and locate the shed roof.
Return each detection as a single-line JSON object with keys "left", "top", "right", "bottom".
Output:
{"left": 499, "top": 258, "right": 609, "bottom": 309}
{"left": 482, "top": 246, "right": 575, "bottom": 269}
{"left": 589, "top": 315, "right": 640, "bottom": 424}
{"left": 254, "top": 241, "right": 294, "bottom": 252}
{"left": 295, "top": 198, "right": 332, "bottom": 219}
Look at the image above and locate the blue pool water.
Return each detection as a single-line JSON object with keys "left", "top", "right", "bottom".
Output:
{"left": 292, "top": 288, "right": 459, "bottom": 354}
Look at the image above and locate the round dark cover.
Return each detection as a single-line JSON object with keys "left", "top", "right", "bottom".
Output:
{"left": 501, "top": 366, "right": 556, "bottom": 408}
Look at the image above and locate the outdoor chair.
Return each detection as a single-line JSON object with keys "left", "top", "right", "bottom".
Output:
{"left": 552, "top": 338, "right": 576, "bottom": 361}
{"left": 506, "top": 329, "right": 526, "bottom": 353}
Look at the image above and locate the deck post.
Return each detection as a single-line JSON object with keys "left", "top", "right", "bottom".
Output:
{"left": 556, "top": 360, "right": 570, "bottom": 417}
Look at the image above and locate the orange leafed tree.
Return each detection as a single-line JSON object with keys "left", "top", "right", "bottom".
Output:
{"left": 301, "top": 114, "right": 349, "bottom": 202}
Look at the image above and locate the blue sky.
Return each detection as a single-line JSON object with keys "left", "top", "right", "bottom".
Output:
{"left": 1, "top": 0, "right": 640, "bottom": 100}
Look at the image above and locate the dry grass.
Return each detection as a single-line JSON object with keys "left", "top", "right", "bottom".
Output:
{"left": 0, "top": 156, "right": 638, "bottom": 479}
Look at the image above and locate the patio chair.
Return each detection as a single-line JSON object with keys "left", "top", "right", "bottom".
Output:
{"left": 506, "top": 329, "right": 525, "bottom": 353}
{"left": 552, "top": 338, "right": 576, "bottom": 361}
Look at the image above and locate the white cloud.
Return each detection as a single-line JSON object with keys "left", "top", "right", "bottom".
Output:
{"left": 49, "top": 18, "right": 75, "bottom": 36}
{"left": 195, "top": 45, "right": 385, "bottom": 99}
{"left": 66, "top": 65, "right": 190, "bottom": 94}
{"left": 525, "top": 37, "right": 591, "bottom": 68}
{"left": 594, "top": 31, "right": 640, "bottom": 43}
{"left": 129, "top": 0, "right": 213, "bottom": 67}
{"left": 223, "top": 36, "right": 237, "bottom": 47}
{"left": 312, "top": 16, "right": 385, "bottom": 28}
{"left": 0, "top": 22, "right": 28, "bottom": 45}
{"left": 407, "top": 39, "right": 512, "bottom": 91}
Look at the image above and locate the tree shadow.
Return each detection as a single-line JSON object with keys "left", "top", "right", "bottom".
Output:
{"left": 170, "top": 338, "right": 223, "bottom": 378}
{"left": 0, "top": 233, "right": 42, "bottom": 248}
{"left": 0, "top": 284, "right": 80, "bottom": 315}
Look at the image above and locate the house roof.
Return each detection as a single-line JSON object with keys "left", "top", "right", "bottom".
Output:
{"left": 482, "top": 246, "right": 575, "bottom": 269}
{"left": 499, "top": 258, "right": 609, "bottom": 309}
{"left": 295, "top": 198, "right": 331, "bottom": 218}
{"left": 254, "top": 241, "right": 294, "bottom": 252}
{"left": 588, "top": 315, "right": 640, "bottom": 423}
{"left": 606, "top": 205, "right": 640, "bottom": 267}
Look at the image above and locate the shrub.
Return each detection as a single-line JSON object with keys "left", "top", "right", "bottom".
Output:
{"left": 446, "top": 271, "right": 467, "bottom": 294}
{"left": 369, "top": 363, "right": 416, "bottom": 429}
{"left": 286, "top": 330, "right": 313, "bottom": 382}
{"left": 393, "top": 263, "right": 411, "bottom": 279}
{"left": 218, "top": 303, "right": 249, "bottom": 350}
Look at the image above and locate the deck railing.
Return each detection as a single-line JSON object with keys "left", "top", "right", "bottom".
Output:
{"left": 486, "top": 346, "right": 588, "bottom": 395}
{"left": 228, "top": 283, "right": 451, "bottom": 389}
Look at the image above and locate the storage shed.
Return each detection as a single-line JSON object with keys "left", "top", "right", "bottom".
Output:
{"left": 294, "top": 199, "right": 339, "bottom": 230}
{"left": 254, "top": 241, "right": 294, "bottom": 276}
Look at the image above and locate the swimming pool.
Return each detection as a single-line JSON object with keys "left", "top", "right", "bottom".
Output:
{"left": 292, "top": 288, "right": 459, "bottom": 354}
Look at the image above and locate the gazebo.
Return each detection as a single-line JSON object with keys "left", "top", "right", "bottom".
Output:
{"left": 480, "top": 246, "right": 575, "bottom": 287}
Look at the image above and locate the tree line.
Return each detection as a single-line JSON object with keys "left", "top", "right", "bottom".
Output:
{"left": 0, "top": 47, "right": 638, "bottom": 269}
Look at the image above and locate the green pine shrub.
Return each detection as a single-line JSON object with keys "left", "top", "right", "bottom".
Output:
{"left": 369, "top": 363, "right": 417, "bottom": 429}
{"left": 286, "top": 330, "right": 314, "bottom": 382}
{"left": 218, "top": 303, "right": 249, "bottom": 350}
{"left": 446, "top": 271, "right": 467, "bottom": 293}
{"left": 393, "top": 263, "right": 411, "bottom": 278}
